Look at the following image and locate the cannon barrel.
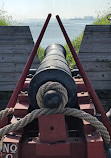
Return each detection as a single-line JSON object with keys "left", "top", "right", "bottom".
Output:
{"left": 28, "top": 44, "right": 77, "bottom": 110}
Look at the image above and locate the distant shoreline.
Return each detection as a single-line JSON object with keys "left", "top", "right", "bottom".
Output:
{"left": 18, "top": 16, "right": 95, "bottom": 23}
{"left": 72, "top": 16, "right": 95, "bottom": 20}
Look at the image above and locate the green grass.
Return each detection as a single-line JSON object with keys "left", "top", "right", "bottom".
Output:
{"left": 37, "top": 46, "right": 45, "bottom": 62}
{"left": 0, "top": 9, "right": 13, "bottom": 26}
{"left": 64, "top": 33, "right": 83, "bottom": 68}
{"left": 93, "top": 15, "right": 110, "bottom": 25}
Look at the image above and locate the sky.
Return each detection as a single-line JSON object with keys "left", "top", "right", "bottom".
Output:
{"left": 0, "top": 0, "right": 111, "bottom": 20}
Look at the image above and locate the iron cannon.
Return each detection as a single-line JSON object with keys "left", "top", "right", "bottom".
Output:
{"left": 28, "top": 44, "right": 78, "bottom": 110}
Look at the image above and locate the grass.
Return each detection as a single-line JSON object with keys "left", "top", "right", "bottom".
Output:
{"left": 0, "top": 9, "right": 13, "bottom": 26}
{"left": 64, "top": 33, "right": 83, "bottom": 68}
{"left": 93, "top": 15, "right": 110, "bottom": 25}
{"left": 37, "top": 46, "right": 45, "bottom": 62}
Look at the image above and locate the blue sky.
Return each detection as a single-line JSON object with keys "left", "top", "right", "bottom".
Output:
{"left": 0, "top": 0, "right": 111, "bottom": 19}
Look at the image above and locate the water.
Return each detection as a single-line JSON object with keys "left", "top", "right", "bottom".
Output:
{"left": 22, "top": 19, "right": 94, "bottom": 48}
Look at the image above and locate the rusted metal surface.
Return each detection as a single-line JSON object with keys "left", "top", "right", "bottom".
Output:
{"left": 79, "top": 103, "right": 95, "bottom": 115}
{"left": 84, "top": 131, "right": 106, "bottom": 158}
{"left": 38, "top": 114, "right": 66, "bottom": 143}
{"left": 77, "top": 92, "right": 90, "bottom": 104}
{"left": 14, "top": 102, "right": 29, "bottom": 117}
{"left": 2, "top": 135, "right": 21, "bottom": 158}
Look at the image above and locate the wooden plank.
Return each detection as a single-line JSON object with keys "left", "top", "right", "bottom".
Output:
{"left": 0, "top": 39, "right": 32, "bottom": 46}
{"left": 96, "top": 90, "right": 111, "bottom": 99}
{"left": 86, "top": 71, "right": 111, "bottom": 81}
{"left": 0, "top": 91, "right": 12, "bottom": 100}
{"left": 100, "top": 99, "right": 111, "bottom": 111}
{"left": 0, "top": 82, "right": 16, "bottom": 91}
{"left": 84, "top": 32, "right": 111, "bottom": 37}
{"left": 0, "top": 34, "right": 33, "bottom": 39}
{"left": 80, "top": 61, "right": 111, "bottom": 72}
{"left": 0, "top": 45, "right": 34, "bottom": 50}
{"left": 82, "top": 35, "right": 111, "bottom": 44}
{"left": 79, "top": 25, "right": 111, "bottom": 91}
{"left": 0, "top": 53, "right": 14, "bottom": 62}
{"left": 79, "top": 42, "right": 111, "bottom": 53}
{"left": 0, "top": 36, "right": 33, "bottom": 42}
{"left": 90, "top": 81, "right": 111, "bottom": 90}
{"left": 0, "top": 53, "right": 39, "bottom": 63}
{"left": 0, "top": 26, "right": 30, "bottom": 33}
{"left": 0, "top": 63, "right": 23, "bottom": 72}
{"left": 0, "top": 48, "right": 33, "bottom": 54}
{"left": 78, "top": 52, "right": 111, "bottom": 62}
{"left": 0, "top": 62, "right": 39, "bottom": 72}
{"left": 0, "top": 37, "right": 33, "bottom": 41}
{"left": 0, "top": 26, "right": 39, "bottom": 91}
{"left": 0, "top": 41, "right": 34, "bottom": 45}
{"left": 0, "top": 73, "right": 20, "bottom": 82}
{"left": 0, "top": 46, "right": 34, "bottom": 55}
{"left": 85, "top": 25, "right": 111, "bottom": 32}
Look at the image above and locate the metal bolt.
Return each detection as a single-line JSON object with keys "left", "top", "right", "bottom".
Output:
{"left": 50, "top": 126, "right": 54, "bottom": 131}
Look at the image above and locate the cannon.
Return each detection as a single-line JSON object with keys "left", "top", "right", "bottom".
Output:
{"left": 28, "top": 44, "right": 78, "bottom": 110}
{"left": 0, "top": 14, "right": 110, "bottom": 158}
{"left": 25, "top": 44, "right": 80, "bottom": 137}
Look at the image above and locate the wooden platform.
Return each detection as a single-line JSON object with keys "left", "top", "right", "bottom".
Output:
{"left": 0, "top": 26, "right": 40, "bottom": 91}
{"left": 79, "top": 25, "right": 111, "bottom": 111}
